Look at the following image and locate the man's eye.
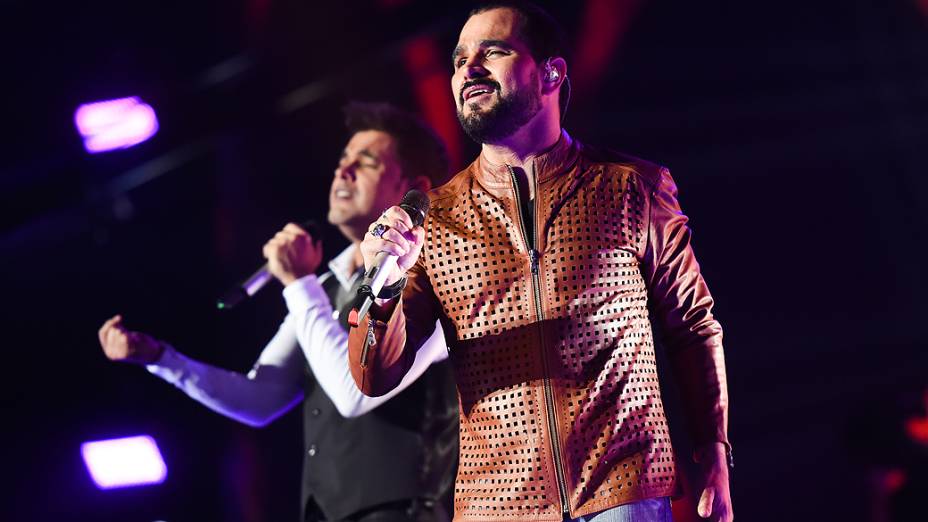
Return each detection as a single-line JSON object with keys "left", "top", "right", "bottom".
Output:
{"left": 455, "top": 57, "right": 467, "bottom": 68}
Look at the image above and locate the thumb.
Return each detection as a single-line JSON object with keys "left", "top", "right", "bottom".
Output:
{"left": 697, "top": 487, "right": 715, "bottom": 518}
{"left": 112, "top": 315, "right": 128, "bottom": 333}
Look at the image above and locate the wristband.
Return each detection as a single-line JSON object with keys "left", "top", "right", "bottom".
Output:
{"left": 376, "top": 276, "right": 407, "bottom": 300}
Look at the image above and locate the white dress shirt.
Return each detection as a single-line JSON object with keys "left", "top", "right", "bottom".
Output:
{"left": 147, "top": 244, "right": 449, "bottom": 426}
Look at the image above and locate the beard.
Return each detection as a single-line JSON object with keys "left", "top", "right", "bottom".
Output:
{"left": 457, "top": 77, "right": 542, "bottom": 144}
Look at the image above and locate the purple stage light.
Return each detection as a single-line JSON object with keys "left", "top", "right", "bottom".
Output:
{"left": 74, "top": 96, "right": 159, "bottom": 153}
{"left": 81, "top": 435, "right": 167, "bottom": 489}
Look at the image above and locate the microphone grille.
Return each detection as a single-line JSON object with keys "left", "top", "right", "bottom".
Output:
{"left": 400, "top": 189, "right": 431, "bottom": 227}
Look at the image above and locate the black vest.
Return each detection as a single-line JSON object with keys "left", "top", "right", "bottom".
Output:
{"left": 300, "top": 271, "right": 458, "bottom": 521}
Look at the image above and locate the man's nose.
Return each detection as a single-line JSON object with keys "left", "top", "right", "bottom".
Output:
{"left": 334, "top": 163, "right": 355, "bottom": 181}
{"left": 463, "top": 60, "right": 490, "bottom": 80}
{"left": 458, "top": 53, "right": 490, "bottom": 81}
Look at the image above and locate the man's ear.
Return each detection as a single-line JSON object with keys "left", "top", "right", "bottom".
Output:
{"left": 542, "top": 56, "right": 567, "bottom": 95}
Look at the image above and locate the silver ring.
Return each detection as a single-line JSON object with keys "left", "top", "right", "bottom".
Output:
{"left": 370, "top": 223, "right": 389, "bottom": 238}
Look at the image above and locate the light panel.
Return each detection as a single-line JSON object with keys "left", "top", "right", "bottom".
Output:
{"left": 81, "top": 435, "right": 167, "bottom": 489}
{"left": 74, "top": 97, "right": 158, "bottom": 153}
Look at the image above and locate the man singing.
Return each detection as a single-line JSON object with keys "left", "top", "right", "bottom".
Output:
{"left": 99, "top": 103, "right": 459, "bottom": 522}
{"left": 348, "top": 3, "right": 732, "bottom": 521}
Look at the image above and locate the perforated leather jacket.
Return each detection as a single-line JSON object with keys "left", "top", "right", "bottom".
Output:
{"left": 348, "top": 131, "right": 729, "bottom": 521}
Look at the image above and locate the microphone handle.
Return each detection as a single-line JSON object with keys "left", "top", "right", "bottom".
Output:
{"left": 217, "top": 265, "right": 272, "bottom": 309}
{"left": 242, "top": 264, "right": 273, "bottom": 297}
{"left": 216, "top": 220, "right": 321, "bottom": 310}
{"left": 349, "top": 253, "right": 397, "bottom": 327}
{"left": 365, "top": 252, "right": 398, "bottom": 298}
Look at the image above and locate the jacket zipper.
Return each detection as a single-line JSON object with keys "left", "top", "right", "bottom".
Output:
{"left": 361, "top": 317, "right": 377, "bottom": 366}
{"left": 507, "top": 165, "right": 570, "bottom": 516}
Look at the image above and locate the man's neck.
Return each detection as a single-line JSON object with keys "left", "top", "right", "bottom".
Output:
{"left": 481, "top": 118, "right": 561, "bottom": 200}
{"left": 481, "top": 108, "right": 561, "bottom": 165}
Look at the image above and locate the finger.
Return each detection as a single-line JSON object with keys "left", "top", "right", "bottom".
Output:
{"left": 697, "top": 487, "right": 715, "bottom": 519}
{"left": 383, "top": 206, "right": 414, "bottom": 229}
{"left": 104, "top": 326, "right": 127, "bottom": 350}
{"left": 393, "top": 219, "right": 410, "bottom": 234}
{"left": 103, "top": 314, "right": 122, "bottom": 330}
{"left": 360, "top": 240, "right": 386, "bottom": 264}
{"left": 98, "top": 316, "right": 120, "bottom": 346}
{"left": 405, "top": 227, "right": 425, "bottom": 250}
{"left": 370, "top": 238, "right": 409, "bottom": 258}
{"left": 367, "top": 222, "right": 392, "bottom": 241}
{"left": 99, "top": 322, "right": 112, "bottom": 345}
{"left": 111, "top": 316, "right": 129, "bottom": 334}
{"left": 264, "top": 240, "right": 286, "bottom": 260}
{"left": 406, "top": 225, "right": 426, "bottom": 245}
{"left": 310, "top": 242, "right": 324, "bottom": 264}
{"left": 275, "top": 230, "right": 298, "bottom": 242}
{"left": 380, "top": 228, "right": 411, "bottom": 251}
{"left": 284, "top": 223, "right": 309, "bottom": 237}
{"left": 98, "top": 325, "right": 110, "bottom": 347}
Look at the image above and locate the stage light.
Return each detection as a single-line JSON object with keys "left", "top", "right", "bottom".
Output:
{"left": 81, "top": 435, "right": 167, "bottom": 489}
{"left": 74, "top": 97, "right": 159, "bottom": 153}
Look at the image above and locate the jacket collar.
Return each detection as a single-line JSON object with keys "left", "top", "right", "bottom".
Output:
{"left": 472, "top": 129, "right": 578, "bottom": 188}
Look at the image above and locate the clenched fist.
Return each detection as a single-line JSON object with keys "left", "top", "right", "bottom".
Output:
{"left": 359, "top": 206, "right": 425, "bottom": 289}
{"left": 262, "top": 223, "right": 323, "bottom": 286}
{"left": 98, "top": 315, "right": 164, "bottom": 365}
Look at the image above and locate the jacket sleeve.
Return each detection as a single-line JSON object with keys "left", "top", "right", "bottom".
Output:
{"left": 347, "top": 256, "right": 445, "bottom": 397}
{"left": 640, "top": 167, "right": 730, "bottom": 454}
{"left": 284, "top": 274, "right": 448, "bottom": 417}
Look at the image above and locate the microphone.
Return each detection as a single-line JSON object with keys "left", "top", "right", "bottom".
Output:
{"left": 217, "top": 220, "right": 321, "bottom": 310}
{"left": 347, "top": 190, "right": 430, "bottom": 328}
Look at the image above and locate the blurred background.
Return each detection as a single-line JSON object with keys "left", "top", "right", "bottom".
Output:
{"left": 3, "top": 0, "right": 927, "bottom": 520}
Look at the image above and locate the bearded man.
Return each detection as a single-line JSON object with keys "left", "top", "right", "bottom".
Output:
{"left": 348, "top": 3, "right": 733, "bottom": 521}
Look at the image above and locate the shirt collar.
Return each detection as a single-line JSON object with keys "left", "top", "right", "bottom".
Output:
{"left": 327, "top": 244, "right": 362, "bottom": 291}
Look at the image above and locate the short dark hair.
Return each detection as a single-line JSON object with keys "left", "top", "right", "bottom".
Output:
{"left": 468, "top": 2, "right": 571, "bottom": 117}
{"left": 343, "top": 102, "right": 449, "bottom": 186}
{"left": 469, "top": 1, "right": 569, "bottom": 64}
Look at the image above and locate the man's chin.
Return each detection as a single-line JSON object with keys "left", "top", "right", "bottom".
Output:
{"left": 327, "top": 207, "right": 350, "bottom": 226}
{"left": 328, "top": 211, "right": 375, "bottom": 236}
{"left": 459, "top": 109, "right": 487, "bottom": 127}
{"left": 463, "top": 101, "right": 493, "bottom": 116}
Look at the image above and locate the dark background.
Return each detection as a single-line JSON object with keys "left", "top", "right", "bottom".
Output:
{"left": 3, "top": 0, "right": 927, "bottom": 520}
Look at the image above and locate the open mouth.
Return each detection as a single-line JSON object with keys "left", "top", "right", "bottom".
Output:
{"left": 332, "top": 188, "right": 353, "bottom": 200}
{"left": 461, "top": 82, "right": 498, "bottom": 103}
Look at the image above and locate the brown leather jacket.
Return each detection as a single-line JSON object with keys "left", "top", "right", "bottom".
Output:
{"left": 348, "top": 131, "right": 729, "bottom": 521}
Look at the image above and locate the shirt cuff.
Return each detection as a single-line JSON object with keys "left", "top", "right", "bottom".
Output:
{"left": 282, "top": 274, "right": 329, "bottom": 315}
{"left": 145, "top": 343, "right": 186, "bottom": 380}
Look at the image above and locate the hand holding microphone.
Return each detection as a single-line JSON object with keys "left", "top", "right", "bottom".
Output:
{"left": 361, "top": 215, "right": 424, "bottom": 287}
{"left": 263, "top": 222, "right": 324, "bottom": 286}
{"left": 217, "top": 221, "right": 322, "bottom": 309}
{"left": 350, "top": 190, "right": 429, "bottom": 327}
